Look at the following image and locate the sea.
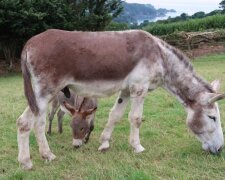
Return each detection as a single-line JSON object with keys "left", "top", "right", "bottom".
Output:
{"left": 137, "top": 4, "right": 220, "bottom": 25}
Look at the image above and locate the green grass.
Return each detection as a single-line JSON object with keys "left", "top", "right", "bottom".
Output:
{"left": 1, "top": 54, "right": 225, "bottom": 179}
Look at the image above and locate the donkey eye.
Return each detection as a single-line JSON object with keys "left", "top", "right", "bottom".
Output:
{"left": 80, "top": 128, "right": 84, "bottom": 131}
{"left": 208, "top": 115, "right": 216, "bottom": 122}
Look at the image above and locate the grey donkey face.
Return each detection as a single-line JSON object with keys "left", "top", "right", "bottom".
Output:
{"left": 63, "top": 101, "right": 97, "bottom": 148}
{"left": 186, "top": 80, "right": 225, "bottom": 154}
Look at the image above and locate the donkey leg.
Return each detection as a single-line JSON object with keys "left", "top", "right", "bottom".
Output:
{"left": 34, "top": 99, "right": 56, "bottom": 162}
{"left": 129, "top": 86, "right": 147, "bottom": 153}
{"left": 98, "top": 91, "right": 129, "bottom": 151}
{"left": 57, "top": 109, "right": 65, "bottom": 134}
{"left": 17, "top": 106, "right": 35, "bottom": 170}
{"left": 47, "top": 100, "right": 59, "bottom": 135}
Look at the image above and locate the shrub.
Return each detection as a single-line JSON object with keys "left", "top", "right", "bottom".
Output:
{"left": 144, "top": 15, "right": 225, "bottom": 36}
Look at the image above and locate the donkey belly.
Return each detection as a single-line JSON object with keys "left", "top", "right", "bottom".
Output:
{"left": 68, "top": 80, "right": 126, "bottom": 98}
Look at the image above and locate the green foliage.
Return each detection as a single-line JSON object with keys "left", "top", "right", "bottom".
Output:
{"left": 220, "top": 0, "right": 225, "bottom": 12}
{"left": 72, "top": 0, "right": 123, "bottom": 31}
{"left": 105, "top": 21, "right": 144, "bottom": 31}
{"left": 144, "top": 14, "right": 225, "bottom": 36}
{"left": 180, "top": 13, "right": 188, "bottom": 20}
{"left": 105, "top": 22, "right": 129, "bottom": 31}
{"left": 192, "top": 11, "right": 205, "bottom": 19}
{"left": 0, "top": 0, "right": 77, "bottom": 68}
{"left": 0, "top": 0, "right": 75, "bottom": 39}
{"left": 0, "top": 0, "right": 123, "bottom": 67}
{"left": 148, "top": 10, "right": 222, "bottom": 26}
{"left": 0, "top": 0, "right": 123, "bottom": 38}
{"left": 207, "top": 10, "right": 222, "bottom": 16}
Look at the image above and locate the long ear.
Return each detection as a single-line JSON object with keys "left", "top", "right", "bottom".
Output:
{"left": 211, "top": 80, "right": 220, "bottom": 92}
{"left": 75, "top": 96, "right": 85, "bottom": 112}
{"left": 82, "top": 107, "right": 97, "bottom": 117}
{"left": 63, "top": 101, "right": 77, "bottom": 115}
{"left": 78, "top": 98, "right": 85, "bottom": 112}
{"left": 208, "top": 93, "right": 225, "bottom": 104}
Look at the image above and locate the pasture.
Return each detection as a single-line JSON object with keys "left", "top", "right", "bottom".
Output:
{"left": 1, "top": 54, "right": 225, "bottom": 179}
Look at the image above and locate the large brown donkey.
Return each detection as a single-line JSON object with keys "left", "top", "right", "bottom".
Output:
{"left": 18, "top": 29, "right": 225, "bottom": 170}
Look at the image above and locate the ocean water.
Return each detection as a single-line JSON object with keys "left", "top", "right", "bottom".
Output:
{"left": 137, "top": 7, "right": 220, "bottom": 24}
{"left": 137, "top": 11, "right": 182, "bottom": 24}
{"left": 136, "top": 1, "right": 221, "bottom": 24}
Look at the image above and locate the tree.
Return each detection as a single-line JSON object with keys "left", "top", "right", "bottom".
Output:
{"left": 206, "top": 10, "right": 222, "bottom": 16}
{"left": 0, "top": 0, "right": 123, "bottom": 69}
{"left": 72, "top": 0, "right": 123, "bottom": 31}
{"left": 192, "top": 11, "right": 205, "bottom": 19}
{"left": 0, "top": 0, "right": 76, "bottom": 69}
{"left": 105, "top": 22, "right": 129, "bottom": 31}
{"left": 180, "top": 13, "right": 188, "bottom": 20}
{"left": 220, "top": 0, "right": 225, "bottom": 13}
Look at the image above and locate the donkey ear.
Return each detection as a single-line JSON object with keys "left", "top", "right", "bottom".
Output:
{"left": 208, "top": 93, "right": 225, "bottom": 104}
{"left": 211, "top": 80, "right": 220, "bottom": 92}
{"left": 82, "top": 107, "right": 97, "bottom": 117}
{"left": 63, "top": 101, "right": 77, "bottom": 115}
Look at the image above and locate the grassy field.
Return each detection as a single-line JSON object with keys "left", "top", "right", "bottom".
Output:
{"left": 1, "top": 54, "right": 225, "bottom": 179}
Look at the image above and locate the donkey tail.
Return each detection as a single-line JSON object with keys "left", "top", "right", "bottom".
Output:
{"left": 21, "top": 51, "right": 39, "bottom": 115}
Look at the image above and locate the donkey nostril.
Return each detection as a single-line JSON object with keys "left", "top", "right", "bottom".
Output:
{"left": 217, "top": 146, "right": 223, "bottom": 153}
{"left": 74, "top": 145, "right": 80, "bottom": 149}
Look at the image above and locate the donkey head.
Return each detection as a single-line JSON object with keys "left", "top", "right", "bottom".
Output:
{"left": 63, "top": 100, "right": 97, "bottom": 148}
{"left": 186, "top": 80, "right": 225, "bottom": 154}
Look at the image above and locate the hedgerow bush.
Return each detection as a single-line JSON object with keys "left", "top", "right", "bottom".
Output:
{"left": 144, "top": 15, "right": 225, "bottom": 36}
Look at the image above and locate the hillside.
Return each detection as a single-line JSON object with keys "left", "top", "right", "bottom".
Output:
{"left": 144, "top": 14, "right": 225, "bottom": 36}
{"left": 115, "top": 2, "right": 175, "bottom": 24}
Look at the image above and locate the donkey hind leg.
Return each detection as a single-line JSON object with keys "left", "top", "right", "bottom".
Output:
{"left": 17, "top": 106, "right": 35, "bottom": 170}
{"left": 47, "top": 99, "right": 59, "bottom": 135}
{"left": 98, "top": 90, "right": 129, "bottom": 151}
{"left": 34, "top": 98, "right": 56, "bottom": 162}
{"left": 57, "top": 109, "right": 65, "bottom": 134}
{"left": 129, "top": 85, "right": 148, "bottom": 153}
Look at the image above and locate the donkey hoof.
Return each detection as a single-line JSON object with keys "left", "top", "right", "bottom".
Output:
{"left": 134, "top": 145, "right": 145, "bottom": 153}
{"left": 99, "top": 147, "right": 110, "bottom": 153}
{"left": 20, "top": 159, "right": 33, "bottom": 170}
{"left": 98, "top": 142, "right": 110, "bottom": 152}
{"left": 42, "top": 152, "right": 56, "bottom": 162}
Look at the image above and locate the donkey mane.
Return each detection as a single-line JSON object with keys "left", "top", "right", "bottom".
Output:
{"left": 159, "top": 39, "right": 214, "bottom": 94}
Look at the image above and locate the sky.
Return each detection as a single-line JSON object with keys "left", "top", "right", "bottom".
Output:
{"left": 125, "top": 0, "right": 222, "bottom": 15}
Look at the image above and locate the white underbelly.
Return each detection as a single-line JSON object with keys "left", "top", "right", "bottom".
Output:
{"left": 68, "top": 80, "right": 127, "bottom": 98}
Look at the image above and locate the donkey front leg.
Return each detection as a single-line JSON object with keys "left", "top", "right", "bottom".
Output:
{"left": 34, "top": 101, "right": 56, "bottom": 162}
{"left": 98, "top": 91, "right": 129, "bottom": 151}
{"left": 17, "top": 107, "right": 34, "bottom": 170}
{"left": 129, "top": 85, "right": 148, "bottom": 153}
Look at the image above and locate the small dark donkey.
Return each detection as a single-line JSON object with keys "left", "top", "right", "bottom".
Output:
{"left": 47, "top": 90, "right": 97, "bottom": 147}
